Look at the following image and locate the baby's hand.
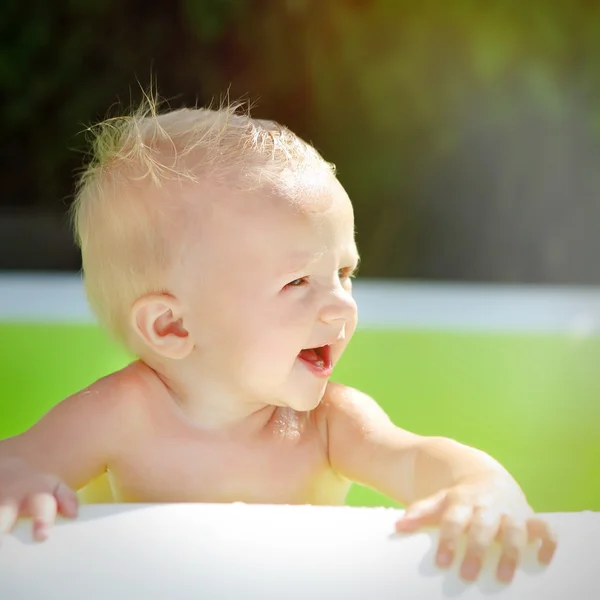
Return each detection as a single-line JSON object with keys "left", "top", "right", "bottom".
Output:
{"left": 394, "top": 475, "right": 557, "bottom": 583}
{"left": 0, "top": 457, "right": 78, "bottom": 542}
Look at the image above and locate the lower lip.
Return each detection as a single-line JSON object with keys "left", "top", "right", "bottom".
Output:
{"left": 298, "top": 356, "right": 333, "bottom": 379}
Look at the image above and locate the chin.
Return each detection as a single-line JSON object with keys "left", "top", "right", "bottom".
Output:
{"left": 289, "top": 384, "right": 328, "bottom": 412}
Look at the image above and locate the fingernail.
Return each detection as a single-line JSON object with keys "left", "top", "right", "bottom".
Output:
{"left": 498, "top": 561, "right": 514, "bottom": 582}
{"left": 33, "top": 520, "right": 51, "bottom": 541}
{"left": 437, "top": 550, "right": 452, "bottom": 568}
{"left": 395, "top": 518, "right": 415, "bottom": 531}
{"left": 461, "top": 559, "right": 479, "bottom": 580}
{"left": 539, "top": 547, "right": 555, "bottom": 565}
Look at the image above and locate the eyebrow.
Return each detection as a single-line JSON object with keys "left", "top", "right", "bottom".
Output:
{"left": 279, "top": 251, "right": 324, "bottom": 275}
{"left": 279, "top": 250, "right": 361, "bottom": 276}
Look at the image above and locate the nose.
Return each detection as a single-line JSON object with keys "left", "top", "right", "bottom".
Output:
{"left": 319, "top": 286, "right": 358, "bottom": 325}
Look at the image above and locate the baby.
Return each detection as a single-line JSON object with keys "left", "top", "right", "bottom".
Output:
{"left": 0, "top": 97, "right": 556, "bottom": 583}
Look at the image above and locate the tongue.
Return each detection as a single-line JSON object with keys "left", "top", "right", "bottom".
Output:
{"left": 299, "top": 348, "right": 320, "bottom": 363}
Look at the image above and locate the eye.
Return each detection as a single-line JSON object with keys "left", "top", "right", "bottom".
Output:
{"left": 285, "top": 276, "right": 309, "bottom": 288}
{"left": 338, "top": 267, "right": 358, "bottom": 280}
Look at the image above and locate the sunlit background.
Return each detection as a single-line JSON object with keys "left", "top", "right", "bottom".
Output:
{"left": 1, "top": 0, "right": 599, "bottom": 511}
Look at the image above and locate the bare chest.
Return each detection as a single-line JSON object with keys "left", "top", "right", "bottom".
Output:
{"left": 106, "top": 417, "right": 348, "bottom": 506}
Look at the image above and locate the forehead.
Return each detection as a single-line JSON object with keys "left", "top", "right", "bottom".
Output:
{"left": 201, "top": 174, "right": 357, "bottom": 269}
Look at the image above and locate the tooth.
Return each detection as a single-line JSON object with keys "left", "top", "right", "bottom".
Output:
{"left": 315, "top": 360, "right": 324, "bottom": 368}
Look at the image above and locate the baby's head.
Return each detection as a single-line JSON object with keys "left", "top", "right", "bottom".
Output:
{"left": 72, "top": 97, "right": 359, "bottom": 410}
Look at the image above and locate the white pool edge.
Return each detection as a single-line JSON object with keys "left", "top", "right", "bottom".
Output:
{"left": 0, "top": 504, "right": 598, "bottom": 600}
{"left": 1, "top": 273, "right": 600, "bottom": 335}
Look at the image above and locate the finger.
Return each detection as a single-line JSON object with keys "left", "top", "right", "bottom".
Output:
{"left": 0, "top": 498, "right": 19, "bottom": 538}
{"left": 496, "top": 516, "right": 528, "bottom": 583}
{"left": 459, "top": 508, "right": 502, "bottom": 581}
{"left": 436, "top": 503, "right": 473, "bottom": 570}
{"left": 25, "top": 492, "right": 57, "bottom": 542}
{"left": 395, "top": 490, "right": 448, "bottom": 533}
{"left": 527, "top": 518, "right": 558, "bottom": 565}
{"left": 54, "top": 481, "right": 79, "bottom": 519}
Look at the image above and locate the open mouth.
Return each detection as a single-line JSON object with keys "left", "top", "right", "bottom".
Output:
{"left": 298, "top": 345, "right": 333, "bottom": 376}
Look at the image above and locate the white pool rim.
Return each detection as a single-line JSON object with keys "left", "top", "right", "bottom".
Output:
{"left": 1, "top": 273, "right": 600, "bottom": 334}
{"left": 0, "top": 503, "right": 597, "bottom": 599}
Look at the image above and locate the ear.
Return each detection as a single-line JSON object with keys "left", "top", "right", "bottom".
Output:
{"left": 130, "top": 294, "right": 194, "bottom": 360}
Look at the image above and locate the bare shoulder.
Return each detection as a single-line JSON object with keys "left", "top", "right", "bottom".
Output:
{"left": 316, "top": 382, "right": 395, "bottom": 431}
{"left": 312, "top": 382, "right": 398, "bottom": 453}
{"left": 314, "top": 382, "right": 421, "bottom": 494}
{"left": 66, "top": 360, "right": 154, "bottom": 422}
{"left": 0, "top": 360, "right": 161, "bottom": 489}
{"left": 4, "top": 361, "right": 157, "bottom": 460}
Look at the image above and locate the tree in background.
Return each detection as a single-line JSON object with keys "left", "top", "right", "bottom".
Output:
{"left": 2, "top": 0, "right": 600, "bottom": 282}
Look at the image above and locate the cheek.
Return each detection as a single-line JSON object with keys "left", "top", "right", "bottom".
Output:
{"left": 242, "top": 306, "right": 307, "bottom": 368}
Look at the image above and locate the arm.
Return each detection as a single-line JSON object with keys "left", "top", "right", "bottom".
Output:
{"left": 0, "top": 367, "right": 142, "bottom": 538}
{"left": 318, "top": 383, "right": 556, "bottom": 583}
{"left": 1, "top": 371, "right": 138, "bottom": 490}
{"left": 319, "top": 383, "right": 510, "bottom": 505}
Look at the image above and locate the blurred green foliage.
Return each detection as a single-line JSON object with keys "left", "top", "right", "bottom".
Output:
{"left": 1, "top": 321, "right": 599, "bottom": 511}
{"left": 2, "top": 0, "right": 600, "bottom": 278}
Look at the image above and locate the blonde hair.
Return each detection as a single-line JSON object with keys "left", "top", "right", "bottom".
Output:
{"left": 70, "top": 93, "right": 335, "bottom": 346}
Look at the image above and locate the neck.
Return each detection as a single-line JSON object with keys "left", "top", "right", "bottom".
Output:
{"left": 147, "top": 358, "right": 278, "bottom": 436}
